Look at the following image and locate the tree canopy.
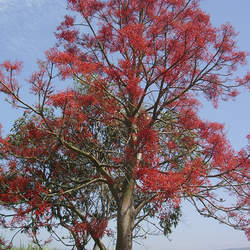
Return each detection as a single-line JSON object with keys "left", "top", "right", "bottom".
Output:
{"left": 0, "top": 0, "right": 249, "bottom": 249}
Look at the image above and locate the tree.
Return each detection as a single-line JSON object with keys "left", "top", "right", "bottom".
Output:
{"left": 0, "top": 0, "right": 249, "bottom": 249}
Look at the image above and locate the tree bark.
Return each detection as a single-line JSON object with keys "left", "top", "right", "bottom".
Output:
{"left": 115, "top": 180, "right": 135, "bottom": 250}
{"left": 93, "top": 238, "right": 107, "bottom": 250}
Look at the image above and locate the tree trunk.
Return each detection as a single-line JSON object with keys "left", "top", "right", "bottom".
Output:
{"left": 115, "top": 180, "right": 134, "bottom": 250}
{"left": 93, "top": 239, "right": 107, "bottom": 250}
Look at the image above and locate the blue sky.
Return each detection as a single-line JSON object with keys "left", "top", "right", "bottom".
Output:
{"left": 0, "top": 0, "right": 249, "bottom": 249}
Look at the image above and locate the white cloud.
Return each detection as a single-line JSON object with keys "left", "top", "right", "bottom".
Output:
{"left": 0, "top": 0, "right": 13, "bottom": 12}
{"left": 0, "top": 0, "right": 54, "bottom": 12}
{"left": 0, "top": 0, "right": 66, "bottom": 64}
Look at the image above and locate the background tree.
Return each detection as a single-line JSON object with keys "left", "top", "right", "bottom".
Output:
{"left": 0, "top": 0, "right": 249, "bottom": 250}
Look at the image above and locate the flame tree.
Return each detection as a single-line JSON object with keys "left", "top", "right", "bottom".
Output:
{"left": 0, "top": 0, "right": 249, "bottom": 249}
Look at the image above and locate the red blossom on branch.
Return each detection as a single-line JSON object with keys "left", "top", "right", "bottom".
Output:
{"left": 0, "top": 0, "right": 249, "bottom": 249}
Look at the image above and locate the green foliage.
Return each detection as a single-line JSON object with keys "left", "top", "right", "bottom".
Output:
{"left": 159, "top": 206, "right": 182, "bottom": 236}
{"left": 8, "top": 244, "right": 55, "bottom": 250}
